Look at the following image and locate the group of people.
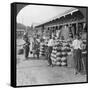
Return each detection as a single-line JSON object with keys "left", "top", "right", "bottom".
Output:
{"left": 22, "top": 31, "right": 87, "bottom": 75}
{"left": 72, "top": 35, "right": 87, "bottom": 75}
{"left": 23, "top": 32, "right": 40, "bottom": 59}
{"left": 47, "top": 34, "right": 87, "bottom": 75}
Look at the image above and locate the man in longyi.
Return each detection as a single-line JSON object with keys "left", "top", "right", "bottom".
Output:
{"left": 72, "top": 35, "right": 82, "bottom": 75}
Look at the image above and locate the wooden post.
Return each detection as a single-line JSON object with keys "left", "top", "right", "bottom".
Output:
{"left": 76, "top": 22, "right": 78, "bottom": 35}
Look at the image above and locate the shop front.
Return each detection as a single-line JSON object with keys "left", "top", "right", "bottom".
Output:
{"left": 35, "top": 8, "right": 87, "bottom": 69}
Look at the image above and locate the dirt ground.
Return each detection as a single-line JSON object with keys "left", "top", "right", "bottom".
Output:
{"left": 16, "top": 39, "right": 87, "bottom": 86}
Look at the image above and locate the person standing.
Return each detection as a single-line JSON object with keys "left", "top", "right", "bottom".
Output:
{"left": 47, "top": 37, "right": 55, "bottom": 66}
{"left": 81, "top": 39, "right": 87, "bottom": 74}
{"left": 72, "top": 35, "right": 82, "bottom": 74}
{"left": 32, "top": 38, "right": 40, "bottom": 59}
{"left": 23, "top": 38, "right": 30, "bottom": 59}
{"left": 23, "top": 32, "right": 30, "bottom": 59}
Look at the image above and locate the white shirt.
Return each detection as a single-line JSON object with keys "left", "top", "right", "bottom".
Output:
{"left": 36, "top": 39, "right": 40, "bottom": 43}
{"left": 72, "top": 39, "right": 82, "bottom": 49}
{"left": 48, "top": 39, "right": 54, "bottom": 46}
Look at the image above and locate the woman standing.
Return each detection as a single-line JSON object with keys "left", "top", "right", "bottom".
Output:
{"left": 32, "top": 38, "right": 40, "bottom": 59}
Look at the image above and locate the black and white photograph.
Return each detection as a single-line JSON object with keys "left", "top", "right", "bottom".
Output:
{"left": 11, "top": 3, "right": 88, "bottom": 87}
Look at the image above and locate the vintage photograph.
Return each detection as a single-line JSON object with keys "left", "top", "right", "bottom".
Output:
{"left": 16, "top": 3, "right": 88, "bottom": 86}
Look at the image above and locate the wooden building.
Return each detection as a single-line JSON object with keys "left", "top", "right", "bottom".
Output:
{"left": 35, "top": 7, "right": 87, "bottom": 40}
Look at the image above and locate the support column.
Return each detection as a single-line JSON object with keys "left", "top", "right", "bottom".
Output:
{"left": 76, "top": 22, "right": 78, "bottom": 35}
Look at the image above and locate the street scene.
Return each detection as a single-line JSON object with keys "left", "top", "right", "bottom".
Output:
{"left": 16, "top": 4, "right": 87, "bottom": 86}
{"left": 17, "top": 51, "right": 86, "bottom": 86}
